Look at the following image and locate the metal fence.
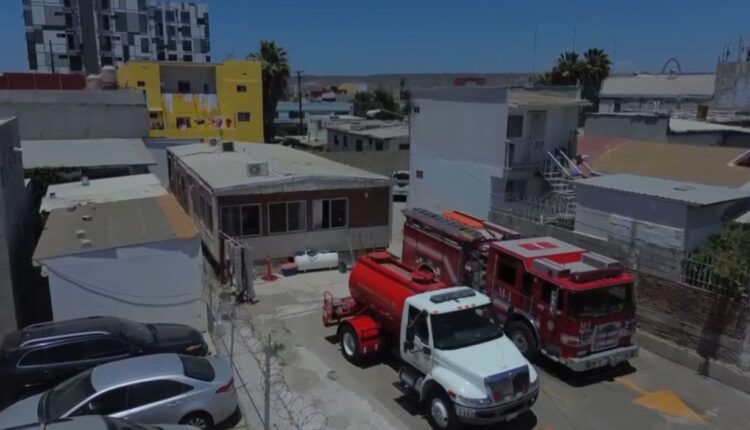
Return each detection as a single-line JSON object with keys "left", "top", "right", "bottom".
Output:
{"left": 203, "top": 260, "right": 329, "bottom": 430}
{"left": 681, "top": 255, "right": 750, "bottom": 298}
{"left": 491, "top": 193, "right": 576, "bottom": 230}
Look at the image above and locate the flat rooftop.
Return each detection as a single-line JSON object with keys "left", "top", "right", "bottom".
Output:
{"left": 41, "top": 174, "right": 168, "bottom": 212}
{"left": 22, "top": 138, "right": 155, "bottom": 169}
{"left": 327, "top": 120, "right": 408, "bottom": 139}
{"left": 34, "top": 194, "right": 198, "bottom": 261}
{"left": 411, "top": 86, "right": 589, "bottom": 107}
{"left": 169, "top": 142, "right": 391, "bottom": 193}
{"left": 576, "top": 174, "right": 750, "bottom": 206}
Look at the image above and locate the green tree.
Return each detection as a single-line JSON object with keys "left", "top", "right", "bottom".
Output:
{"left": 353, "top": 86, "right": 399, "bottom": 117}
{"left": 248, "top": 40, "right": 290, "bottom": 142}
{"left": 689, "top": 223, "right": 750, "bottom": 299}
{"left": 580, "top": 48, "right": 612, "bottom": 105}
{"left": 353, "top": 91, "right": 376, "bottom": 117}
{"left": 536, "top": 49, "right": 611, "bottom": 107}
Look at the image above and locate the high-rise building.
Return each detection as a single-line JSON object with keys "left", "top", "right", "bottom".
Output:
{"left": 23, "top": 0, "right": 210, "bottom": 74}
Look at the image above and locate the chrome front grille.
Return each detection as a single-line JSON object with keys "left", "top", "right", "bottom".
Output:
{"left": 485, "top": 367, "right": 529, "bottom": 401}
{"left": 592, "top": 321, "right": 621, "bottom": 352}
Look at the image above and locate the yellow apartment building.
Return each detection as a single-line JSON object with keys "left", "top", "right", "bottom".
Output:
{"left": 118, "top": 60, "right": 264, "bottom": 142}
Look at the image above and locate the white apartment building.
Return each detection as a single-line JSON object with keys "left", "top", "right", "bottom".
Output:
{"left": 408, "top": 86, "right": 589, "bottom": 219}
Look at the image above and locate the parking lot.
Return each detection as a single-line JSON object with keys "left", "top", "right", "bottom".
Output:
{"left": 216, "top": 202, "right": 750, "bottom": 430}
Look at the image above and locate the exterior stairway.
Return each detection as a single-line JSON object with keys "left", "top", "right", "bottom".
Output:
{"left": 540, "top": 149, "right": 581, "bottom": 227}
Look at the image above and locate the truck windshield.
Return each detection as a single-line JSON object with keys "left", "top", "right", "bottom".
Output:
{"left": 431, "top": 304, "right": 503, "bottom": 350}
{"left": 568, "top": 284, "right": 634, "bottom": 319}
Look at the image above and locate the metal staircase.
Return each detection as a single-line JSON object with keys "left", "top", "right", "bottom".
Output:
{"left": 540, "top": 149, "right": 581, "bottom": 227}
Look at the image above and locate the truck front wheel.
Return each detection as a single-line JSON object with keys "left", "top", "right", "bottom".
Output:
{"left": 507, "top": 321, "right": 538, "bottom": 359}
{"left": 340, "top": 325, "right": 361, "bottom": 363}
{"left": 427, "top": 390, "right": 460, "bottom": 430}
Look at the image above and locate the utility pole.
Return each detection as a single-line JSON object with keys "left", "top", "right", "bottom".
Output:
{"left": 296, "top": 70, "right": 304, "bottom": 135}
{"left": 48, "top": 40, "right": 56, "bottom": 74}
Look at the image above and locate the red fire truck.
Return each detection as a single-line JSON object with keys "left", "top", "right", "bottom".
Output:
{"left": 402, "top": 208, "right": 639, "bottom": 372}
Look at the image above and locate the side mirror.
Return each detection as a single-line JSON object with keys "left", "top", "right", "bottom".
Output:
{"left": 549, "top": 289, "right": 559, "bottom": 316}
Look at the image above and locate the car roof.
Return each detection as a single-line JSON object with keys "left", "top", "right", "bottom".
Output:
{"left": 91, "top": 353, "right": 185, "bottom": 390}
{"left": 3, "top": 415, "right": 108, "bottom": 430}
{"left": 2, "top": 317, "right": 122, "bottom": 353}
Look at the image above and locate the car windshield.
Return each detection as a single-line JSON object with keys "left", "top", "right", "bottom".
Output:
{"left": 45, "top": 369, "right": 95, "bottom": 421}
{"left": 119, "top": 319, "right": 155, "bottom": 344}
{"left": 393, "top": 172, "right": 409, "bottom": 181}
{"left": 431, "top": 304, "right": 503, "bottom": 350}
{"left": 568, "top": 284, "right": 634, "bottom": 319}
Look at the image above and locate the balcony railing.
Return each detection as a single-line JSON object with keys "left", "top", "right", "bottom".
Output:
{"left": 505, "top": 139, "right": 545, "bottom": 168}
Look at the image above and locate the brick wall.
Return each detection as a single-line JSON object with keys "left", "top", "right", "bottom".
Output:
{"left": 638, "top": 274, "right": 748, "bottom": 364}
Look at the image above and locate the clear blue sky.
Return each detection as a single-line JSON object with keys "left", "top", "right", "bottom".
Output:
{"left": 2, "top": 0, "right": 748, "bottom": 74}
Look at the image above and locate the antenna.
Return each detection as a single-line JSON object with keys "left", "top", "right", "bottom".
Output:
{"left": 531, "top": 27, "right": 538, "bottom": 74}
{"left": 572, "top": 26, "right": 577, "bottom": 52}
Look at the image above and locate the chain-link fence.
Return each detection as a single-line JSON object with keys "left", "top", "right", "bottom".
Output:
{"left": 203, "top": 259, "right": 329, "bottom": 430}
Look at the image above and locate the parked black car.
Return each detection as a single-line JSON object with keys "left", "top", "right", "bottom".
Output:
{"left": 0, "top": 316, "right": 208, "bottom": 402}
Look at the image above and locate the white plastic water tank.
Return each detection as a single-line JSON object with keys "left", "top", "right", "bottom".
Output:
{"left": 100, "top": 66, "right": 117, "bottom": 89}
{"left": 86, "top": 74, "right": 102, "bottom": 90}
{"left": 294, "top": 250, "right": 339, "bottom": 272}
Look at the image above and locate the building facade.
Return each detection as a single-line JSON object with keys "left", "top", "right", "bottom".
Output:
{"left": 0, "top": 118, "right": 35, "bottom": 337}
{"left": 118, "top": 60, "right": 264, "bottom": 141}
{"left": 167, "top": 142, "right": 392, "bottom": 261}
{"left": 598, "top": 74, "right": 715, "bottom": 114}
{"left": 409, "top": 87, "right": 588, "bottom": 219}
{"left": 326, "top": 120, "right": 409, "bottom": 152}
{"left": 24, "top": 0, "right": 210, "bottom": 74}
{"left": 275, "top": 101, "right": 353, "bottom": 129}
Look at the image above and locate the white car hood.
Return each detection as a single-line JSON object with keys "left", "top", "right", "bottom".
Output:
{"left": 436, "top": 335, "right": 529, "bottom": 380}
{"left": 0, "top": 392, "right": 43, "bottom": 428}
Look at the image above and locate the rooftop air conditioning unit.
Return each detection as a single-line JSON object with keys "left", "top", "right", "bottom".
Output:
{"left": 247, "top": 162, "right": 269, "bottom": 177}
{"left": 208, "top": 138, "right": 221, "bottom": 146}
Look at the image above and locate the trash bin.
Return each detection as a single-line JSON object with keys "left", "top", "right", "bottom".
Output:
{"left": 338, "top": 261, "right": 348, "bottom": 273}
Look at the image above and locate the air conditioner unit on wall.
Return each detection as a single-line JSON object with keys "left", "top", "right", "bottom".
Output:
{"left": 246, "top": 162, "right": 269, "bottom": 177}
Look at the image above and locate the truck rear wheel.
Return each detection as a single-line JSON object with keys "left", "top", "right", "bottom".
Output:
{"left": 507, "top": 321, "right": 538, "bottom": 359}
{"left": 340, "top": 324, "right": 361, "bottom": 363}
{"left": 427, "top": 389, "right": 460, "bottom": 430}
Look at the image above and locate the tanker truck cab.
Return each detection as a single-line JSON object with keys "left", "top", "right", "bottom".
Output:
{"left": 399, "top": 287, "right": 539, "bottom": 429}
{"left": 323, "top": 253, "right": 539, "bottom": 430}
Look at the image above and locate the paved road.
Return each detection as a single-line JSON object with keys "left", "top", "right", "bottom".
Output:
{"left": 243, "top": 267, "right": 750, "bottom": 430}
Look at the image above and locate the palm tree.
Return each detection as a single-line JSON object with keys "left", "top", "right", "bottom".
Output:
{"left": 580, "top": 48, "right": 612, "bottom": 104}
{"left": 248, "top": 41, "right": 290, "bottom": 142}
{"left": 552, "top": 51, "right": 582, "bottom": 85}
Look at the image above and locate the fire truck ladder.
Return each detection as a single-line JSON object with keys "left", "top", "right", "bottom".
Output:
{"left": 403, "top": 208, "right": 484, "bottom": 243}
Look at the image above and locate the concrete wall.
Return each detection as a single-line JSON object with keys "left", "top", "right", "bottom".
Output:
{"left": 0, "top": 90, "right": 149, "bottom": 140}
{"left": 584, "top": 113, "right": 670, "bottom": 141}
{"left": 715, "top": 61, "right": 750, "bottom": 110}
{"left": 44, "top": 237, "right": 207, "bottom": 331}
{"left": 409, "top": 94, "right": 508, "bottom": 218}
{"left": 0, "top": 118, "right": 33, "bottom": 337}
{"left": 326, "top": 129, "right": 409, "bottom": 152}
{"left": 577, "top": 184, "right": 688, "bottom": 228}
{"left": 239, "top": 225, "right": 391, "bottom": 260}
{"left": 599, "top": 97, "right": 707, "bottom": 115}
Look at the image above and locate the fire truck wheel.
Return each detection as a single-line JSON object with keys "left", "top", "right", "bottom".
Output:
{"left": 426, "top": 389, "right": 460, "bottom": 430}
{"left": 340, "top": 325, "right": 361, "bottom": 363}
{"left": 507, "top": 321, "right": 538, "bottom": 359}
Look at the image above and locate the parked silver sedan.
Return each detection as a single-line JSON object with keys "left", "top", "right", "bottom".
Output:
{"left": 2, "top": 415, "right": 196, "bottom": 430}
{"left": 0, "top": 354, "right": 237, "bottom": 430}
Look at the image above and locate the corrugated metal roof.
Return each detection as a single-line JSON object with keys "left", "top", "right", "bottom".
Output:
{"left": 169, "top": 142, "right": 391, "bottom": 193}
{"left": 576, "top": 174, "right": 750, "bottom": 206}
{"left": 509, "top": 88, "right": 591, "bottom": 107}
{"left": 669, "top": 118, "right": 750, "bottom": 134}
{"left": 34, "top": 195, "right": 198, "bottom": 261}
{"left": 600, "top": 74, "right": 715, "bottom": 98}
{"left": 41, "top": 174, "right": 168, "bottom": 212}
{"left": 22, "top": 138, "right": 155, "bottom": 169}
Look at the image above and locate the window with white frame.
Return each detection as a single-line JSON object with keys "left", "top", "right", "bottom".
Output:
{"left": 313, "top": 198, "right": 348, "bottom": 229}
{"left": 268, "top": 201, "right": 306, "bottom": 234}
{"left": 220, "top": 204, "right": 261, "bottom": 237}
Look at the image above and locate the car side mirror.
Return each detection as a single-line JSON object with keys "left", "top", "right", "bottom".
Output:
{"left": 550, "top": 289, "right": 559, "bottom": 316}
